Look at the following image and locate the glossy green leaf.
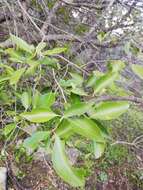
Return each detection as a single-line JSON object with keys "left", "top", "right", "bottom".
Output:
{"left": 131, "top": 64, "right": 143, "bottom": 79}
{"left": 10, "top": 34, "right": 35, "bottom": 53}
{"left": 93, "top": 141, "right": 106, "bottom": 159}
{"left": 10, "top": 68, "right": 25, "bottom": 85}
{"left": 69, "top": 118, "right": 104, "bottom": 142}
{"left": 89, "top": 101, "right": 129, "bottom": 120}
{"left": 23, "top": 131, "right": 50, "bottom": 151}
{"left": 43, "top": 47, "right": 67, "bottom": 56}
{"left": 21, "top": 92, "right": 31, "bottom": 110}
{"left": 52, "top": 136, "right": 85, "bottom": 187}
{"left": 64, "top": 102, "right": 93, "bottom": 118}
{"left": 3, "top": 123, "right": 16, "bottom": 136}
{"left": 94, "top": 72, "right": 117, "bottom": 93}
{"left": 20, "top": 109, "right": 58, "bottom": 123}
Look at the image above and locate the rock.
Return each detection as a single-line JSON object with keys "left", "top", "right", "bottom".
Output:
{"left": 66, "top": 148, "right": 81, "bottom": 165}
{"left": 0, "top": 167, "right": 7, "bottom": 190}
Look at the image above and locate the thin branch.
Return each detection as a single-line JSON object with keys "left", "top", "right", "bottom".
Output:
{"left": 91, "top": 95, "right": 143, "bottom": 105}
{"left": 52, "top": 69, "right": 67, "bottom": 103}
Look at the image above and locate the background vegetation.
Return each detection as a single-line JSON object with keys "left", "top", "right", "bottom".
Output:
{"left": 0, "top": 0, "right": 143, "bottom": 189}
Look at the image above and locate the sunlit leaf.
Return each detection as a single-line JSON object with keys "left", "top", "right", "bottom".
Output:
{"left": 52, "top": 136, "right": 85, "bottom": 187}
{"left": 89, "top": 101, "right": 129, "bottom": 120}
{"left": 20, "top": 109, "right": 58, "bottom": 123}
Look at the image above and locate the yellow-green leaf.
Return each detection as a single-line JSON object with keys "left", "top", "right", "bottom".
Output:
{"left": 89, "top": 101, "right": 129, "bottom": 120}
{"left": 52, "top": 136, "right": 85, "bottom": 187}
{"left": 20, "top": 109, "right": 57, "bottom": 123}
{"left": 64, "top": 102, "right": 93, "bottom": 118}
{"left": 43, "top": 47, "right": 67, "bottom": 56}
{"left": 3, "top": 123, "right": 16, "bottom": 136}
{"left": 56, "top": 119, "right": 74, "bottom": 139}
{"left": 69, "top": 118, "right": 104, "bottom": 142}
{"left": 94, "top": 72, "right": 117, "bottom": 93}
{"left": 10, "top": 34, "right": 35, "bottom": 53}
{"left": 10, "top": 68, "right": 25, "bottom": 85}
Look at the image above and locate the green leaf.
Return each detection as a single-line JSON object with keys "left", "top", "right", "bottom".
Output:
{"left": 86, "top": 73, "right": 97, "bottom": 87}
{"left": 21, "top": 92, "right": 31, "bottom": 110}
{"left": 23, "top": 131, "right": 50, "bottom": 151}
{"left": 107, "top": 60, "right": 125, "bottom": 72}
{"left": 0, "top": 63, "right": 14, "bottom": 75}
{"left": 95, "top": 121, "right": 110, "bottom": 139}
{"left": 10, "top": 68, "right": 25, "bottom": 85}
{"left": 131, "top": 64, "right": 143, "bottom": 80}
{"left": 10, "top": 34, "right": 35, "bottom": 54}
{"left": 32, "top": 90, "right": 40, "bottom": 109}
{"left": 52, "top": 136, "right": 85, "bottom": 187}
{"left": 36, "top": 42, "right": 46, "bottom": 55}
{"left": 0, "top": 76, "right": 10, "bottom": 84}
{"left": 3, "top": 123, "right": 16, "bottom": 136}
{"left": 20, "top": 109, "right": 58, "bottom": 123}
{"left": 94, "top": 72, "right": 117, "bottom": 93}
{"left": 43, "top": 47, "right": 67, "bottom": 56}
{"left": 37, "top": 92, "right": 55, "bottom": 109}
{"left": 39, "top": 57, "right": 59, "bottom": 69}
{"left": 69, "top": 118, "right": 104, "bottom": 142}
{"left": 70, "top": 73, "right": 83, "bottom": 86}
{"left": 89, "top": 101, "right": 129, "bottom": 120}
{"left": 71, "top": 87, "right": 87, "bottom": 96}
{"left": 64, "top": 102, "right": 93, "bottom": 118}
{"left": 56, "top": 119, "right": 74, "bottom": 139}
{"left": 93, "top": 141, "right": 106, "bottom": 159}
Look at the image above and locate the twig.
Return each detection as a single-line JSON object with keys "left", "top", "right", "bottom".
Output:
{"left": 91, "top": 95, "right": 143, "bottom": 105}
{"left": 52, "top": 69, "right": 67, "bottom": 103}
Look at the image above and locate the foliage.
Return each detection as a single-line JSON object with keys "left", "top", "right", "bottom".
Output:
{"left": 0, "top": 34, "right": 142, "bottom": 188}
